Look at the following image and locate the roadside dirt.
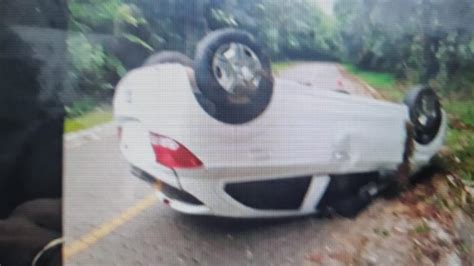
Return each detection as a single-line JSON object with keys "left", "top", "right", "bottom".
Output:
{"left": 289, "top": 63, "right": 474, "bottom": 266}
{"left": 303, "top": 173, "right": 474, "bottom": 266}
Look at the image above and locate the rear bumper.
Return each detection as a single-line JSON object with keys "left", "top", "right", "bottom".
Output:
{"left": 155, "top": 191, "right": 211, "bottom": 215}
{"left": 186, "top": 174, "right": 332, "bottom": 218}
{"left": 169, "top": 173, "right": 330, "bottom": 218}
{"left": 130, "top": 164, "right": 331, "bottom": 217}
{"left": 130, "top": 166, "right": 211, "bottom": 214}
{"left": 119, "top": 120, "right": 181, "bottom": 188}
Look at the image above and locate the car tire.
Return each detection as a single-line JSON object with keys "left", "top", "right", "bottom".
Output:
{"left": 331, "top": 193, "right": 373, "bottom": 218}
{"left": 194, "top": 28, "right": 273, "bottom": 124}
{"left": 404, "top": 85, "right": 442, "bottom": 145}
{"left": 142, "top": 51, "right": 193, "bottom": 67}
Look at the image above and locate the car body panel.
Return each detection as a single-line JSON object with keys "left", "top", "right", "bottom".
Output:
{"left": 117, "top": 64, "right": 408, "bottom": 174}
{"left": 114, "top": 64, "right": 447, "bottom": 217}
{"left": 177, "top": 174, "right": 331, "bottom": 217}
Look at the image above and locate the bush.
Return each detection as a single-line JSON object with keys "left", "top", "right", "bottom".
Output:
{"left": 65, "top": 96, "right": 98, "bottom": 118}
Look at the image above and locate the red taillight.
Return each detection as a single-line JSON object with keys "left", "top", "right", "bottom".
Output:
{"left": 149, "top": 133, "right": 203, "bottom": 169}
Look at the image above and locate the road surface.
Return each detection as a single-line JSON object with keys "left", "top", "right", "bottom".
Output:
{"left": 64, "top": 62, "right": 375, "bottom": 265}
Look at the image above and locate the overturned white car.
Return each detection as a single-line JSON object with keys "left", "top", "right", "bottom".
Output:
{"left": 114, "top": 29, "right": 447, "bottom": 218}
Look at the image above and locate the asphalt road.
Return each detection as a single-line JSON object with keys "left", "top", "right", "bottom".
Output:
{"left": 64, "top": 62, "right": 374, "bottom": 265}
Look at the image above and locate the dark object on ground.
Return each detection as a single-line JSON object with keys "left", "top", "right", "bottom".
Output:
{"left": 143, "top": 51, "right": 193, "bottom": 67}
{"left": 317, "top": 172, "right": 394, "bottom": 218}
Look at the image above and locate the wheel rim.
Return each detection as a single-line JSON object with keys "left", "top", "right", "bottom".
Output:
{"left": 415, "top": 93, "right": 438, "bottom": 127}
{"left": 212, "top": 42, "right": 263, "bottom": 97}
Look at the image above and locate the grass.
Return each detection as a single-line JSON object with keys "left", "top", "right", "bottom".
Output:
{"left": 414, "top": 222, "right": 431, "bottom": 234}
{"left": 343, "top": 64, "right": 397, "bottom": 89}
{"left": 442, "top": 100, "right": 474, "bottom": 182}
{"left": 343, "top": 63, "right": 404, "bottom": 101}
{"left": 65, "top": 108, "right": 113, "bottom": 133}
{"left": 344, "top": 63, "right": 474, "bottom": 182}
{"left": 272, "top": 61, "right": 296, "bottom": 75}
{"left": 445, "top": 125, "right": 474, "bottom": 182}
{"left": 443, "top": 100, "right": 474, "bottom": 128}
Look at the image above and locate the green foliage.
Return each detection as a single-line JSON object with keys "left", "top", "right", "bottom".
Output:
{"left": 204, "top": 0, "right": 339, "bottom": 60}
{"left": 444, "top": 100, "right": 474, "bottom": 127}
{"left": 444, "top": 99, "right": 474, "bottom": 181}
{"left": 65, "top": 96, "right": 99, "bottom": 118}
{"left": 65, "top": 0, "right": 341, "bottom": 116}
{"left": 69, "top": 0, "right": 123, "bottom": 31}
{"left": 65, "top": 109, "right": 113, "bottom": 133}
{"left": 122, "top": 33, "right": 154, "bottom": 51}
{"left": 67, "top": 0, "right": 157, "bottom": 114}
{"left": 343, "top": 64, "right": 396, "bottom": 89}
{"left": 445, "top": 128, "right": 474, "bottom": 182}
{"left": 67, "top": 33, "right": 119, "bottom": 95}
{"left": 343, "top": 64, "right": 403, "bottom": 101}
{"left": 106, "top": 55, "right": 127, "bottom": 78}
{"left": 68, "top": 33, "right": 106, "bottom": 75}
{"left": 446, "top": 128, "right": 474, "bottom": 154}
{"left": 116, "top": 4, "right": 147, "bottom": 27}
{"left": 334, "top": 0, "right": 474, "bottom": 96}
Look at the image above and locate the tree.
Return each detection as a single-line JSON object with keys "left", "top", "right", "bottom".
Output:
{"left": 334, "top": 0, "right": 474, "bottom": 95}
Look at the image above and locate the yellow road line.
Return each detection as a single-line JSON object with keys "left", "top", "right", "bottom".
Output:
{"left": 63, "top": 193, "right": 158, "bottom": 261}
